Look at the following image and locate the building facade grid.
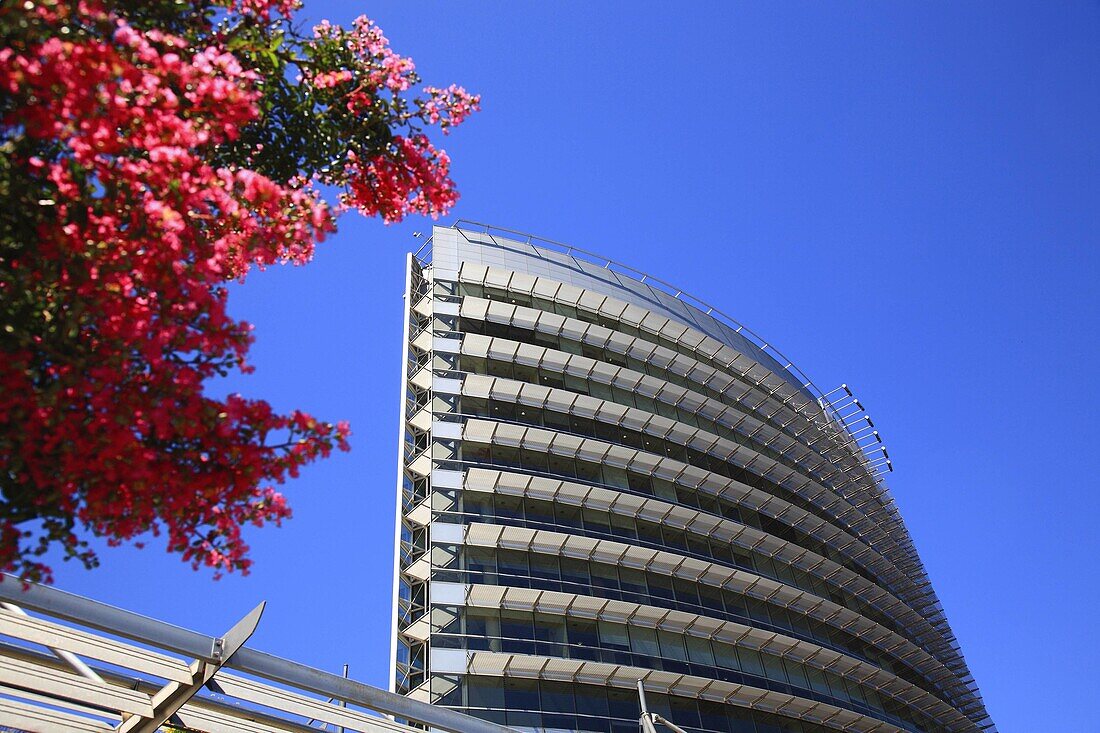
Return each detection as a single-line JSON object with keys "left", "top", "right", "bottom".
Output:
{"left": 392, "top": 224, "right": 995, "bottom": 733}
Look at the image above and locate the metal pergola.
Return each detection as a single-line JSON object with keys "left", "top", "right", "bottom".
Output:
{"left": 0, "top": 577, "right": 516, "bottom": 733}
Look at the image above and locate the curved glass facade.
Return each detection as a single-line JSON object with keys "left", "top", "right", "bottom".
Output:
{"left": 392, "top": 224, "right": 995, "bottom": 733}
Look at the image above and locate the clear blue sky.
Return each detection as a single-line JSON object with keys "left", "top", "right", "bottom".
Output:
{"left": 47, "top": 3, "right": 1098, "bottom": 731}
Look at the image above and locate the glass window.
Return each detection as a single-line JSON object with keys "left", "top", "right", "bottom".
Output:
{"left": 529, "top": 553, "right": 560, "bottom": 581}
{"left": 533, "top": 331, "right": 559, "bottom": 349}
{"left": 697, "top": 584, "right": 724, "bottom": 613}
{"left": 784, "top": 658, "right": 809, "bottom": 691}
{"left": 747, "top": 599, "right": 771, "bottom": 624}
{"left": 619, "top": 567, "right": 648, "bottom": 595}
{"left": 548, "top": 453, "right": 574, "bottom": 478}
{"left": 738, "top": 648, "right": 765, "bottom": 677}
{"left": 575, "top": 459, "right": 602, "bottom": 483}
{"left": 524, "top": 498, "right": 556, "bottom": 524}
{"left": 540, "top": 373, "right": 566, "bottom": 390}
{"left": 590, "top": 381, "right": 615, "bottom": 401}
{"left": 569, "top": 414, "right": 593, "bottom": 436}
{"left": 686, "top": 635, "right": 715, "bottom": 666}
{"left": 432, "top": 606, "right": 461, "bottom": 635}
{"left": 464, "top": 443, "right": 492, "bottom": 463}
{"left": 582, "top": 507, "right": 611, "bottom": 534}
{"left": 464, "top": 611, "right": 488, "bottom": 637}
{"left": 433, "top": 676, "right": 462, "bottom": 707}
{"left": 497, "top": 551, "right": 528, "bottom": 577}
{"left": 486, "top": 360, "right": 513, "bottom": 379}
{"left": 698, "top": 700, "right": 731, "bottom": 733}
{"left": 762, "top": 654, "right": 788, "bottom": 684}
{"left": 489, "top": 401, "right": 515, "bottom": 421}
{"left": 609, "top": 512, "right": 637, "bottom": 539}
{"left": 672, "top": 577, "right": 700, "bottom": 606}
{"left": 495, "top": 493, "right": 523, "bottom": 519}
{"left": 728, "top": 712, "right": 757, "bottom": 733}
{"left": 595, "top": 421, "right": 622, "bottom": 443}
{"left": 647, "top": 573, "right": 675, "bottom": 601}
{"left": 500, "top": 610, "right": 533, "bottom": 640}
{"left": 465, "top": 547, "right": 496, "bottom": 573}
{"left": 599, "top": 620, "right": 632, "bottom": 651}
{"left": 522, "top": 449, "right": 549, "bottom": 473}
{"left": 541, "top": 681, "right": 576, "bottom": 713}
{"left": 493, "top": 445, "right": 522, "bottom": 469}
{"left": 559, "top": 338, "right": 584, "bottom": 356}
{"left": 581, "top": 343, "right": 604, "bottom": 362}
{"left": 652, "top": 478, "right": 678, "bottom": 502}
{"left": 667, "top": 695, "right": 701, "bottom": 729}
{"left": 503, "top": 678, "right": 540, "bottom": 713}
{"left": 662, "top": 527, "right": 689, "bottom": 551}
{"left": 630, "top": 626, "right": 660, "bottom": 657}
{"left": 574, "top": 684, "right": 610, "bottom": 718}
{"left": 560, "top": 556, "right": 589, "bottom": 585}
{"left": 506, "top": 710, "right": 541, "bottom": 729}
{"left": 606, "top": 686, "right": 637, "bottom": 720}
{"left": 713, "top": 641, "right": 740, "bottom": 670}
{"left": 590, "top": 563, "right": 619, "bottom": 590}
{"left": 636, "top": 519, "right": 664, "bottom": 544}
{"left": 465, "top": 676, "right": 504, "bottom": 709}
{"left": 513, "top": 363, "right": 538, "bottom": 383}
{"left": 603, "top": 464, "right": 630, "bottom": 489}
{"left": 686, "top": 534, "right": 710, "bottom": 558}
{"left": 462, "top": 396, "right": 489, "bottom": 416}
{"left": 533, "top": 614, "right": 566, "bottom": 643}
{"left": 709, "top": 542, "right": 734, "bottom": 566}
{"left": 462, "top": 494, "right": 493, "bottom": 518}
{"left": 565, "top": 373, "right": 589, "bottom": 393}
{"left": 658, "top": 630, "right": 688, "bottom": 661}
{"left": 545, "top": 410, "right": 572, "bottom": 432}
{"left": 805, "top": 666, "right": 831, "bottom": 697}
{"left": 627, "top": 472, "right": 652, "bottom": 494}
{"left": 567, "top": 618, "right": 599, "bottom": 648}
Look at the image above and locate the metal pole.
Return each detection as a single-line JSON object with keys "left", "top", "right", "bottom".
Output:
{"left": 636, "top": 680, "right": 660, "bottom": 733}
{"left": 0, "top": 602, "right": 106, "bottom": 685}
{"left": 336, "top": 664, "right": 349, "bottom": 733}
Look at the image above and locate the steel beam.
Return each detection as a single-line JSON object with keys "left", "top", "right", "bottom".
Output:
{"left": 117, "top": 601, "right": 264, "bottom": 733}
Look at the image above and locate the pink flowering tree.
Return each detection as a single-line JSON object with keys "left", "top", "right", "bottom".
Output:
{"left": 0, "top": 0, "right": 480, "bottom": 582}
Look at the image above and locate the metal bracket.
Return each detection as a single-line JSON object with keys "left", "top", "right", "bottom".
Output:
{"left": 116, "top": 602, "right": 265, "bottom": 733}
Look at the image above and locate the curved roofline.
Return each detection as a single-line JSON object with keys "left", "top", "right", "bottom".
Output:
{"left": 435, "top": 219, "right": 823, "bottom": 399}
{"left": 421, "top": 221, "right": 890, "bottom": 473}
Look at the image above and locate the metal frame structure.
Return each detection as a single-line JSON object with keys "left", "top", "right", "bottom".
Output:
{"left": 0, "top": 577, "right": 516, "bottom": 733}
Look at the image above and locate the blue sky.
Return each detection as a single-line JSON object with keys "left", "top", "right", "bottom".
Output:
{"left": 45, "top": 3, "right": 1099, "bottom": 731}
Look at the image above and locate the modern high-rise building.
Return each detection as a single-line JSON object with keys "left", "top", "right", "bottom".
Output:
{"left": 392, "top": 223, "right": 995, "bottom": 733}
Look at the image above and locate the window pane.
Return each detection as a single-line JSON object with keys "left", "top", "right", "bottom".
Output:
{"left": 466, "top": 676, "right": 504, "bottom": 709}
{"left": 503, "top": 677, "right": 540, "bottom": 712}
{"left": 567, "top": 618, "right": 599, "bottom": 648}
{"left": 500, "top": 610, "right": 533, "bottom": 640}
{"left": 658, "top": 629, "right": 688, "bottom": 661}
{"left": 541, "top": 681, "right": 576, "bottom": 714}
{"left": 574, "top": 684, "right": 610, "bottom": 717}
{"left": 686, "top": 635, "right": 715, "bottom": 666}
{"left": 630, "top": 626, "right": 660, "bottom": 657}
{"left": 738, "top": 648, "right": 765, "bottom": 677}
{"left": 599, "top": 621, "right": 631, "bottom": 651}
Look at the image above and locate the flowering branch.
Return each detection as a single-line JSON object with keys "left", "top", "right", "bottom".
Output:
{"left": 0, "top": 0, "right": 478, "bottom": 582}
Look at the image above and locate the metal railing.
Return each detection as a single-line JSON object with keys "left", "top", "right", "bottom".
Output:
{"left": 0, "top": 577, "right": 515, "bottom": 733}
